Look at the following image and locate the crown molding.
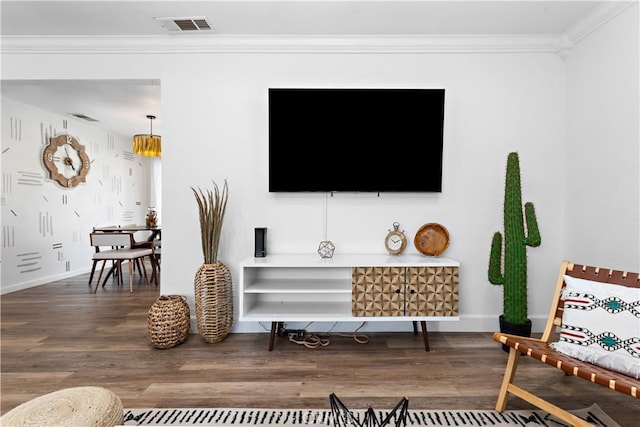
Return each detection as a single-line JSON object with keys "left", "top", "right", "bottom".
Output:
{"left": 0, "top": 0, "right": 638, "bottom": 59}
{"left": 1, "top": 2, "right": 634, "bottom": 57}
{"left": 1, "top": 34, "right": 567, "bottom": 55}
{"left": 564, "top": 1, "right": 636, "bottom": 45}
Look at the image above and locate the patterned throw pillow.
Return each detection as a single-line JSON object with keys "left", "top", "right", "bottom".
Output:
{"left": 550, "top": 275, "right": 640, "bottom": 379}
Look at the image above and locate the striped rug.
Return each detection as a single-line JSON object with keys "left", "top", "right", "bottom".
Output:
{"left": 123, "top": 404, "right": 619, "bottom": 426}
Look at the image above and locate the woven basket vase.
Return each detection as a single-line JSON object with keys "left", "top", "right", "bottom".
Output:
{"left": 194, "top": 262, "right": 233, "bottom": 343}
{"left": 148, "top": 295, "right": 191, "bottom": 349}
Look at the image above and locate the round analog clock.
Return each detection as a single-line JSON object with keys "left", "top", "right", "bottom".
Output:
{"left": 384, "top": 222, "right": 407, "bottom": 255}
{"left": 43, "top": 134, "right": 90, "bottom": 188}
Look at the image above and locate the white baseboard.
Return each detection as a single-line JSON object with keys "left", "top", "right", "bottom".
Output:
{"left": 188, "top": 316, "right": 548, "bottom": 335}
{"left": 0, "top": 268, "right": 91, "bottom": 295}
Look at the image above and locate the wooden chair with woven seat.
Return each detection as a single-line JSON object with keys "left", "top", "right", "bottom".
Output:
{"left": 89, "top": 232, "right": 154, "bottom": 293}
{"left": 493, "top": 260, "right": 640, "bottom": 427}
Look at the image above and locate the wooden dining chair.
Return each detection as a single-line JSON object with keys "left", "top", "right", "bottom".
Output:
{"left": 89, "top": 232, "right": 154, "bottom": 293}
{"left": 88, "top": 225, "right": 118, "bottom": 285}
{"left": 151, "top": 246, "right": 161, "bottom": 285}
{"left": 121, "top": 223, "right": 161, "bottom": 281}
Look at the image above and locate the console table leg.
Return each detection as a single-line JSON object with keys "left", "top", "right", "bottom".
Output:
{"left": 420, "top": 321, "right": 430, "bottom": 352}
{"left": 412, "top": 321, "right": 418, "bottom": 335}
{"left": 269, "top": 321, "right": 277, "bottom": 351}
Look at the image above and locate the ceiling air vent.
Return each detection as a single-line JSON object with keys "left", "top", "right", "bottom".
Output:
{"left": 155, "top": 16, "right": 214, "bottom": 33}
{"left": 69, "top": 113, "right": 98, "bottom": 122}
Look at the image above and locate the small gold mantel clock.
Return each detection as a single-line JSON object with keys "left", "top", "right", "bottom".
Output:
{"left": 43, "top": 133, "right": 90, "bottom": 188}
{"left": 384, "top": 222, "right": 407, "bottom": 255}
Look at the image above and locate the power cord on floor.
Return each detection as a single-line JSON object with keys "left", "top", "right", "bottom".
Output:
{"left": 330, "top": 331, "right": 370, "bottom": 344}
{"left": 287, "top": 321, "right": 369, "bottom": 348}
{"left": 288, "top": 333, "right": 330, "bottom": 348}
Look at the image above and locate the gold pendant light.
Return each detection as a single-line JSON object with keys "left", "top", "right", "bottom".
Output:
{"left": 133, "top": 115, "right": 162, "bottom": 157}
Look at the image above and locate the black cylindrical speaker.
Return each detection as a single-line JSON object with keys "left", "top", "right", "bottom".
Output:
{"left": 254, "top": 227, "right": 267, "bottom": 257}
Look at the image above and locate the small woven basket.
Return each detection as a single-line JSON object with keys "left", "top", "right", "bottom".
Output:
{"left": 148, "top": 295, "right": 190, "bottom": 349}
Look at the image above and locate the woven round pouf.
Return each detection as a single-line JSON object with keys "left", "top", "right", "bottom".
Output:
{"left": 148, "top": 295, "right": 191, "bottom": 349}
{"left": 0, "top": 386, "right": 123, "bottom": 427}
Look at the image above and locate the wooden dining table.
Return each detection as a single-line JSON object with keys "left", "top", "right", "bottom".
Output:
{"left": 93, "top": 225, "right": 161, "bottom": 241}
{"left": 91, "top": 224, "right": 161, "bottom": 287}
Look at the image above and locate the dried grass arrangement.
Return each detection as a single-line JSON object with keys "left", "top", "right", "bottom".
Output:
{"left": 191, "top": 180, "right": 228, "bottom": 264}
{"left": 191, "top": 179, "right": 233, "bottom": 343}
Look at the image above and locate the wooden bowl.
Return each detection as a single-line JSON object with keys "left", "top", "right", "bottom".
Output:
{"left": 414, "top": 223, "right": 450, "bottom": 256}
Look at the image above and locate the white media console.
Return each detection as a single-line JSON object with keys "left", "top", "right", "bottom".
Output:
{"left": 239, "top": 254, "right": 460, "bottom": 351}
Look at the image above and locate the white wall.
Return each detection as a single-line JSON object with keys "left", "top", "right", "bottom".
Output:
{"left": 565, "top": 2, "right": 640, "bottom": 271}
{"left": 1, "top": 4, "right": 637, "bottom": 333}
{"left": 157, "top": 51, "right": 566, "bottom": 333}
{"left": 1, "top": 97, "right": 153, "bottom": 293}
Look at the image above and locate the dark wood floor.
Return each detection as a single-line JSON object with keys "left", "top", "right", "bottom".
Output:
{"left": 2, "top": 270, "right": 639, "bottom": 426}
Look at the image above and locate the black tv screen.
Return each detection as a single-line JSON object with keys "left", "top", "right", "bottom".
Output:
{"left": 269, "top": 88, "right": 445, "bottom": 192}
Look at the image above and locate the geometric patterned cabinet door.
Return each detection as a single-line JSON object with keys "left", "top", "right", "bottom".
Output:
{"left": 406, "top": 266, "right": 459, "bottom": 316}
{"left": 352, "top": 266, "right": 459, "bottom": 317}
{"left": 352, "top": 266, "right": 405, "bottom": 316}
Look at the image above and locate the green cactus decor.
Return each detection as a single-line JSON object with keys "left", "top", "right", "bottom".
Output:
{"left": 488, "top": 152, "right": 541, "bottom": 326}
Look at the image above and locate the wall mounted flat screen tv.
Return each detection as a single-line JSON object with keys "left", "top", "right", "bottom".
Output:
{"left": 269, "top": 88, "right": 445, "bottom": 192}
